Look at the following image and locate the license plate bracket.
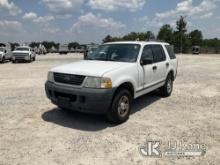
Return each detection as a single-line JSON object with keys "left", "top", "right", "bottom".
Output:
{"left": 58, "top": 96, "right": 71, "bottom": 108}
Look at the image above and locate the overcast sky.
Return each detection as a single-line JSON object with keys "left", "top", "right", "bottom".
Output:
{"left": 0, "top": 0, "right": 220, "bottom": 44}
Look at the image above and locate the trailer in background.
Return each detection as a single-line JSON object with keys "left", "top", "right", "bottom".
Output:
{"left": 59, "top": 44, "right": 69, "bottom": 55}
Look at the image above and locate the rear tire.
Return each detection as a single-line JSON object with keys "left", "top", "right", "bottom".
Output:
{"left": 160, "top": 73, "right": 173, "bottom": 97}
{"left": 106, "top": 89, "right": 132, "bottom": 124}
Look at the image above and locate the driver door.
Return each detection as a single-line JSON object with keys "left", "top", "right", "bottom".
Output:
{"left": 137, "top": 45, "right": 155, "bottom": 92}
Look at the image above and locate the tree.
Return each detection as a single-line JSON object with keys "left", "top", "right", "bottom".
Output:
{"left": 41, "top": 41, "right": 59, "bottom": 50}
{"left": 175, "top": 16, "right": 188, "bottom": 53}
{"left": 10, "top": 43, "right": 19, "bottom": 50}
{"left": 103, "top": 35, "right": 113, "bottom": 43}
{"left": 157, "top": 24, "right": 173, "bottom": 43}
{"left": 68, "top": 42, "right": 80, "bottom": 49}
{"left": 123, "top": 32, "right": 139, "bottom": 40}
{"left": 145, "top": 31, "right": 155, "bottom": 40}
{"left": 122, "top": 31, "right": 155, "bottom": 41}
{"left": 29, "top": 42, "right": 40, "bottom": 48}
{"left": 189, "top": 30, "right": 203, "bottom": 46}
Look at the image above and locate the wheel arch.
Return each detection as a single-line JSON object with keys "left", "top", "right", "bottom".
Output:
{"left": 114, "top": 82, "right": 135, "bottom": 99}
{"left": 168, "top": 70, "right": 175, "bottom": 81}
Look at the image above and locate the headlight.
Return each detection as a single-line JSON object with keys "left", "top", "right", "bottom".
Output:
{"left": 84, "top": 77, "right": 112, "bottom": 89}
{"left": 47, "top": 72, "right": 54, "bottom": 82}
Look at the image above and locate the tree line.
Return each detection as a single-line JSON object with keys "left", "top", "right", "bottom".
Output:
{"left": 103, "top": 16, "right": 220, "bottom": 54}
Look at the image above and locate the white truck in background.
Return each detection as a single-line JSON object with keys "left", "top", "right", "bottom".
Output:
{"left": 12, "top": 46, "right": 36, "bottom": 63}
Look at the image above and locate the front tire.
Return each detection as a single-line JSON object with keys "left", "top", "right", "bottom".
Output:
{"left": 28, "top": 56, "right": 32, "bottom": 63}
{"left": 160, "top": 73, "right": 173, "bottom": 97}
{"left": 1, "top": 56, "right": 5, "bottom": 63}
{"left": 106, "top": 89, "right": 132, "bottom": 124}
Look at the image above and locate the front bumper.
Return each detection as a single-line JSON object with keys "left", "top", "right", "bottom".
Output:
{"left": 12, "top": 55, "right": 30, "bottom": 61}
{"left": 45, "top": 81, "right": 116, "bottom": 114}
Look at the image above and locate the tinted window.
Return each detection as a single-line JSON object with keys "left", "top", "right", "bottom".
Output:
{"left": 141, "top": 45, "right": 154, "bottom": 61}
{"left": 16, "top": 47, "right": 29, "bottom": 51}
{"left": 165, "top": 45, "right": 176, "bottom": 59}
{"left": 151, "top": 45, "right": 166, "bottom": 63}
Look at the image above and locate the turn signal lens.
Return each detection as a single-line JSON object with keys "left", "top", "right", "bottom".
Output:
{"left": 101, "top": 77, "right": 112, "bottom": 89}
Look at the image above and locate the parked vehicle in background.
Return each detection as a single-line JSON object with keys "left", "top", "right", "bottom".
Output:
{"left": 0, "top": 43, "right": 12, "bottom": 63}
{"left": 12, "top": 46, "right": 36, "bottom": 63}
{"left": 45, "top": 41, "right": 178, "bottom": 124}
{"left": 59, "top": 44, "right": 69, "bottom": 54}
{"left": 192, "top": 46, "right": 200, "bottom": 54}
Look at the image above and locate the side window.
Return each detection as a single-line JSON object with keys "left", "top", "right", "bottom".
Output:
{"left": 141, "top": 45, "right": 154, "bottom": 61}
{"left": 151, "top": 45, "right": 166, "bottom": 63}
{"left": 165, "top": 45, "right": 176, "bottom": 59}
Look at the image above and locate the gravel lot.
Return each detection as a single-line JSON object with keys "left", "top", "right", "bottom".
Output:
{"left": 0, "top": 53, "right": 219, "bottom": 165}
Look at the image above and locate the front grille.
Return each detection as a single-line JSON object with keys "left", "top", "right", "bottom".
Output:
{"left": 54, "top": 72, "right": 85, "bottom": 86}
{"left": 13, "top": 53, "right": 28, "bottom": 59}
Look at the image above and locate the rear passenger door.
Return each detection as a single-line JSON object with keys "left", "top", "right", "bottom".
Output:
{"left": 151, "top": 45, "right": 167, "bottom": 83}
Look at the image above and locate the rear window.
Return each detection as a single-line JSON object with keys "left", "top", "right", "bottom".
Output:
{"left": 165, "top": 45, "right": 176, "bottom": 59}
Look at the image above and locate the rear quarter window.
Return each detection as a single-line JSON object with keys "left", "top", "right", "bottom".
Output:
{"left": 165, "top": 45, "right": 176, "bottom": 59}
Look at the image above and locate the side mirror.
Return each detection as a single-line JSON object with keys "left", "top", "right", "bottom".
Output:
{"left": 141, "top": 58, "right": 153, "bottom": 65}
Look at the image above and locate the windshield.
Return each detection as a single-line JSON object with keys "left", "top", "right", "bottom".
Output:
{"left": 16, "top": 47, "right": 29, "bottom": 51}
{"left": 86, "top": 44, "right": 140, "bottom": 62}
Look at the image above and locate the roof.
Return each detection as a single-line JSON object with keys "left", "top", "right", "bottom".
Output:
{"left": 17, "top": 46, "right": 30, "bottom": 48}
{"left": 104, "top": 41, "right": 169, "bottom": 45}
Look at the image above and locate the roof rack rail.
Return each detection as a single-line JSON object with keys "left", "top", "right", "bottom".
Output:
{"left": 145, "top": 39, "right": 165, "bottom": 42}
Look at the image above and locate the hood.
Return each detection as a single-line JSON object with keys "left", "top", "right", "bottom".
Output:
{"left": 13, "top": 50, "right": 30, "bottom": 54}
{"left": 51, "top": 60, "right": 132, "bottom": 77}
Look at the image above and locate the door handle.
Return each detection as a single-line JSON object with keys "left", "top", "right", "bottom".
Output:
{"left": 166, "top": 62, "right": 169, "bottom": 67}
{"left": 152, "top": 66, "right": 157, "bottom": 70}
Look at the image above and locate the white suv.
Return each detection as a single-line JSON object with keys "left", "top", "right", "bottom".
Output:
{"left": 45, "top": 41, "right": 177, "bottom": 123}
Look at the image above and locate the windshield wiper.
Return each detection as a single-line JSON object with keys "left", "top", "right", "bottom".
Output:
{"left": 85, "top": 58, "right": 95, "bottom": 60}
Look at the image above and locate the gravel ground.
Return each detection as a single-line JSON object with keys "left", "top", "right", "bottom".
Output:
{"left": 0, "top": 53, "right": 219, "bottom": 165}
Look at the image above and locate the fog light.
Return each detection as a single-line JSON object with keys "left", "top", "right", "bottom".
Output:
{"left": 25, "top": 56, "right": 30, "bottom": 60}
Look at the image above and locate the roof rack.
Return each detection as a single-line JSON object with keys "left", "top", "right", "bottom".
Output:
{"left": 145, "top": 39, "right": 165, "bottom": 42}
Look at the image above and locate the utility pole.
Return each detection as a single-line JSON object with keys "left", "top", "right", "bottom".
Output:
{"left": 180, "top": 30, "right": 183, "bottom": 54}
